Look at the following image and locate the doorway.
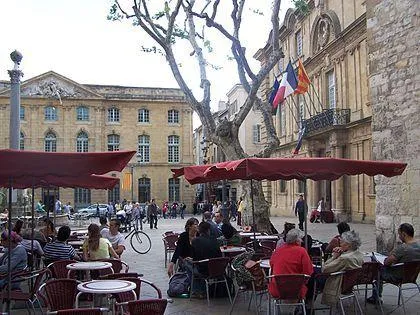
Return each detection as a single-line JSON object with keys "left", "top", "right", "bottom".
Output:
{"left": 42, "top": 187, "right": 59, "bottom": 214}
{"left": 138, "top": 178, "right": 151, "bottom": 203}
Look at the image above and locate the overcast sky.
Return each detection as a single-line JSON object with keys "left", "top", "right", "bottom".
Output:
{"left": 1, "top": 0, "right": 292, "bottom": 128}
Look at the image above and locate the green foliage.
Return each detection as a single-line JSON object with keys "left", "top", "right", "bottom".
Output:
{"left": 292, "top": 0, "right": 310, "bottom": 16}
{"left": 141, "top": 45, "right": 164, "bottom": 55}
{"left": 204, "top": 40, "right": 213, "bottom": 53}
{"left": 107, "top": 3, "right": 124, "bottom": 21}
{"left": 250, "top": 8, "right": 264, "bottom": 16}
{"left": 153, "top": 11, "right": 165, "bottom": 20}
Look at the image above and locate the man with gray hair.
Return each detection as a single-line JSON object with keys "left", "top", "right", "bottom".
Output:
{"left": 269, "top": 228, "right": 313, "bottom": 302}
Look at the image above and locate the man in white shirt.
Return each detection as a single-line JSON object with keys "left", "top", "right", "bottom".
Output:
{"left": 100, "top": 219, "right": 126, "bottom": 256}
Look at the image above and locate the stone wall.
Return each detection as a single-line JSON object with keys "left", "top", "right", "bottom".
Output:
{"left": 367, "top": 0, "right": 420, "bottom": 253}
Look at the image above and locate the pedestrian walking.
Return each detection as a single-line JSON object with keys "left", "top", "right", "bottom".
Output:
{"left": 149, "top": 199, "right": 158, "bottom": 229}
{"left": 295, "top": 194, "right": 307, "bottom": 231}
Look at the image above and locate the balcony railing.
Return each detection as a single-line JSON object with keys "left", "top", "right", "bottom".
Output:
{"left": 302, "top": 108, "right": 350, "bottom": 135}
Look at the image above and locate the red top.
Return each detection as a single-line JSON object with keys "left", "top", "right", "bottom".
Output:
{"left": 269, "top": 244, "right": 314, "bottom": 298}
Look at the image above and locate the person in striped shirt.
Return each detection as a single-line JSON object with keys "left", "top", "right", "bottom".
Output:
{"left": 44, "top": 226, "right": 80, "bottom": 262}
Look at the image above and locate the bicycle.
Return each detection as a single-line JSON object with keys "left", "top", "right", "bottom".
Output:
{"left": 124, "top": 223, "right": 152, "bottom": 254}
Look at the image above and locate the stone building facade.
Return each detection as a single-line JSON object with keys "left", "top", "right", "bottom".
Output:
{"left": 367, "top": 0, "right": 420, "bottom": 251}
{"left": 0, "top": 71, "right": 194, "bottom": 210}
{"left": 255, "top": 0, "right": 374, "bottom": 222}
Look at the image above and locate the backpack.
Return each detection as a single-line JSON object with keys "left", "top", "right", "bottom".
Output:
{"left": 167, "top": 272, "right": 190, "bottom": 297}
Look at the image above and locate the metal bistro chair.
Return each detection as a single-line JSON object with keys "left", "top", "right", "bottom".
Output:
{"left": 260, "top": 240, "right": 277, "bottom": 252}
{"left": 309, "top": 247, "right": 323, "bottom": 268}
{"left": 47, "top": 259, "right": 77, "bottom": 279}
{"left": 337, "top": 268, "right": 364, "bottom": 315}
{"left": 163, "top": 233, "right": 179, "bottom": 268}
{"left": 355, "top": 262, "right": 384, "bottom": 314}
{"left": 127, "top": 298, "right": 168, "bottom": 315}
{"left": 268, "top": 274, "right": 311, "bottom": 315}
{"left": 190, "top": 257, "right": 233, "bottom": 307}
{"left": 97, "top": 258, "right": 129, "bottom": 277}
{"left": 99, "top": 272, "right": 143, "bottom": 280}
{"left": 114, "top": 277, "right": 162, "bottom": 314}
{"left": 0, "top": 268, "right": 48, "bottom": 314}
{"left": 230, "top": 261, "right": 267, "bottom": 314}
{"left": 384, "top": 260, "right": 420, "bottom": 314}
{"left": 37, "top": 278, "right": 79, "bottom": 313}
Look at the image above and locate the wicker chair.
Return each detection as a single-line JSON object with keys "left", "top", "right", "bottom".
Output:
{"left": 47, "top": 259, "right": 77, "bottom": 279}
{"left": 127, "top": 299, "right": 168, "bottom": 315}
{"left": 99, "top": 272, "right": 142, "bottom": 280}
{"left": 97, "top": 258, "right": 129, "bottom": 276}
{"left": 268, "top": 274, "right": 311, "bottom": 315}
{"left": 260, "top": 240, "right": 277, "bottom": 252}
{"left": 0, "top": 268, "right": 48, "bottom": 314}
{"left": 163, "top": 234, "right": 179, "bottom": 267}
{"left": 38, "top": 278, "right": 79, "bottom": 312}
{"left": 356, "top": 262, "right": 384, "bottom": 314}
{"left": 190, "top": 257, "right": 232, "bottom": 306}
{"left": 384, "top": 260, "right": 420, "bottom": 314}
{"left": 113, "top": 277, "right": 162, "bottom": 314}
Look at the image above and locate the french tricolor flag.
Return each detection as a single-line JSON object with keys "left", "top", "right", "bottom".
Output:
{"left": 272, "top": 61, "right": 298, "bottom": 114}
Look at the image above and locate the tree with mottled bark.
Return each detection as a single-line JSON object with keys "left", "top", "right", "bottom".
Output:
{"left": 108, "top": 0, "right": 285, "bottom": 232}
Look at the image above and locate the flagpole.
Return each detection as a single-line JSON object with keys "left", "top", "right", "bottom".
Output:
{"left": 285, "top": 98, "right": 300, "bottom": 125}
{"left": 307, "top": 85, "right": 320, "bottom": 114}
{"left": 302, "top": 92, "right": 315, "bottom": 116}
{"left": 310, "top": 81, "right": 325, "bottom": 111}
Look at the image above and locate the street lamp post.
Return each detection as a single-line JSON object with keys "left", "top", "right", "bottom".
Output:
{"left": 8, "top": 50, "right": 23, "bottom": 149}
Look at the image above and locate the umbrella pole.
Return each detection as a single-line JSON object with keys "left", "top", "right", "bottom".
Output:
{"left": 6, "top": 179, "right": 12, "bottom": 313}
{"left": 304, "top": 179, "right": 308, "bottom": 250}
{"left": 250, "top": 179, "right": 257, "bottom": 250}
{"left": 31, "top": 186, "right": 35, "bottom": 272}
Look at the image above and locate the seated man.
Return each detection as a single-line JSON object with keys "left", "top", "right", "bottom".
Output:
{"left": 99, "top": 216, "right": 109, "bottom": 233}
{"left": 186, "top": 221, "right": 222, "bottom": 298}
{"left": 269, "top": 229, "right": 313, "bottom": 302}
{"left": 214, "top": 212, "right": 223, "bottom": 234}
{"left": 218, "top": 222, "right": 241, "bottom": 246}
{"left": 21, "top": 229, "right": 44, "bottom": 256}
{"left": 203, "top": 211, "right": 221, "bottom": 239}
{"left": 368, "top": 223, "right": 420, "bottom": 303}
{"left": 100, "top": 219, "right": 126, "bottom": 256}
{"left": 0, "top": 231, "right": 27, "bottom": 289}
{"left": 44, "top": 226, "right": 80, "bottom": 262}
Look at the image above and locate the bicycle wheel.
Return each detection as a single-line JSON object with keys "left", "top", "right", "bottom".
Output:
{"left": 130, "top": 230, "right": 152, "bottom": 254}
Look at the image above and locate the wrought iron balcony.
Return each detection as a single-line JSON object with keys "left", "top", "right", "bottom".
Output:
{"left": 302, "top": 108, "right": 350, "bottom": 135}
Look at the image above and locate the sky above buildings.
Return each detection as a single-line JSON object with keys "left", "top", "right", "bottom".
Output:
{"left": 1, "top": 0, "right": 292, "bottom": 128}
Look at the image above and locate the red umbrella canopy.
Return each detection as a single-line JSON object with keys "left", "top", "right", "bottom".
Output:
{"left": 0, "top": 149, "right": 135, "bottom": 178}
{"left": 0, "top": 174, "right": 119, "bottom": 189}
{"left": 173, "top": 157, "right": 407, "bottom": 184}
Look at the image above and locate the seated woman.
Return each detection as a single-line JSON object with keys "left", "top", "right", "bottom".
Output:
{"left": 83, "top": 223, "right": 119, "bottom": 261}
{"left": 323, "top": 222, "right": 350, "bottom": 258}
{"left": 276, "top": 222, "right": 296, "bottom": 248}
{"left": 167, "top": 217, "right": 199, "bottom": 277}
{"left": 0, "top": 231, "right": 28, "bottom": 289}
{"left": 12, "top": 219, "right": 24, "bottom": 235}
{"left": 40, "top": 219, "right": 56, "bottom": 242}
{"left": 218, "top": 222, "right": 241, "bottom": 246}
{"left": 307, "top": 230, "right": 364, "bottom": 307}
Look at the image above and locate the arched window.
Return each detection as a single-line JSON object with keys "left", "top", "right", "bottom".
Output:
{"left": 138, "top": 178, "right": 151, "bottom": 203}
{"left": 19, "top": 131, "right": 24, "bottom": 150}
{"left": 76, "top": 105, "right": 90, "bottom": 121}
{"left": 168, "top": 178, "right": 180, "bottom": 202}
{"left": 168, "top": 135, "right": 180, "bottom": 163}
{"left": 107, "top": 134, "right": 120, "bottom": 151}
{"left": 76, "top": 131, "right": 89, "bottom": 152}
{"left": 168, "top": 109, "right": 179, "bottom": 124}
{"left": 138, "top": 108, "right": 150, "bottom": 123}
{"left": 138, "top": 135, "right": 150, "bottom": 163}
{"left": 45, "top": 106, "right": 58, "bottom": 121}
{"left": 108, "top": 107, "right": 120, "bottom": 122}
{"left": 45, "top": 132, "right": 57, "bottom": 152}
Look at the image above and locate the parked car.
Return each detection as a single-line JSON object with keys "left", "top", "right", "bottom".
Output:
{"left": 77, "top": 204, "right": 109, "bottom": 217}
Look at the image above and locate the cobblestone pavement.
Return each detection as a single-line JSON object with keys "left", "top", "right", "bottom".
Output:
{"left": 8, "top": 215, "right": 420, "bottom": 314}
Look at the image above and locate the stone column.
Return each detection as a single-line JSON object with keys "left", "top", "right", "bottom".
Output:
{"left": 308, "top": 147, "right": 319, "bottom": 210}
{"left": 367, "top": 0, "right": 420, "bottom": 253}
{"left": 332, "top": 145, "right": 346, "bottom": 221}
{"left": 8, "top": 50, "right": 23, "bottom": 150}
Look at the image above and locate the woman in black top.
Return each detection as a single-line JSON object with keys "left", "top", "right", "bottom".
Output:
{"left": 167, "top": 217, "right": 199, "bottom": 277}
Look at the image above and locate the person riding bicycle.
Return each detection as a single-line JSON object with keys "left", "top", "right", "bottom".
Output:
{"left": 100, "top": 219, "right": 126, "bottom": 256}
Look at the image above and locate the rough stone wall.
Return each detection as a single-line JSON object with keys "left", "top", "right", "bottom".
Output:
{"left": 367, "top": 0, "right": 420, "bottom": 253}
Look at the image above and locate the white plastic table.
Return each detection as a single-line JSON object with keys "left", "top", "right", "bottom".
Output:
{"left": 75, "top": 279, "right": 136, "bottom": 309}
{"left": 239, "top": 232, "right": 262, "bottom": 237}
{"left": 254, "top": 235, "right": 279, "bottom": 241}
{"left": 66, "top": 261, "right": 113, "bottom": 278}
{"left": 260, "top": 259, "right": 270, "bottom": 270}
{"left": 220, "top": 246, "right": 246, "bottom": 256}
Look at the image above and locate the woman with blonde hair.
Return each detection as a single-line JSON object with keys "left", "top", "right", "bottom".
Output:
{"left": 83, "top": 223, "right": 119, "bottom": 261}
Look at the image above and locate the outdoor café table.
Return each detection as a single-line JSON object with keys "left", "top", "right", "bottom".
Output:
{"left": 66, "top": 261, "right": 113, "bottom": 279}
{"left": 260, "top": 258, "right": 270, "bottom": 270}
{"left": 75, "top": 279, "right": 136, "bottom": 309}
{"left": 239, "top": 232, "right": 262, "bottom": 237}
{"left": 254, "top": 235, "right": 279, "bottom": 241}
{"left": 68, "top": 240, "right": 85, "bottom": 248}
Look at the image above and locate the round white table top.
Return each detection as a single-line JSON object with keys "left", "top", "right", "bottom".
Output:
{"left": 68, "top": 240, "right": 84, "bottom": 246}
{"left": 255, "top": 235, "right": 279, "bottom": 240}
{"left": 67, "top": 261, "right": 112, "bottom": 270}
{"left": 260, "top": 259, "right": 270, "bottom": 269}
{"left": 220, "top": 246, "right": 246, "bottom": 253}
{"left": 78, "top": 280, "right": 136, "bottom": 294}
{"left": 239, "top": 232, "right": 262, "bottom": 237}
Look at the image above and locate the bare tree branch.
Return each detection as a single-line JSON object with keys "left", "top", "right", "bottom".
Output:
{"left": 139, "top": 0, "right": 166, "bottom": 41}
{"left": 165, "top": 0, "right": 183, "bottom": 43}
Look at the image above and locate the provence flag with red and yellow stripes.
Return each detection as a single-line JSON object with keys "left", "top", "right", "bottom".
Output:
{"left": 294, "top": 58, "right": 310, "bottom": 94}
